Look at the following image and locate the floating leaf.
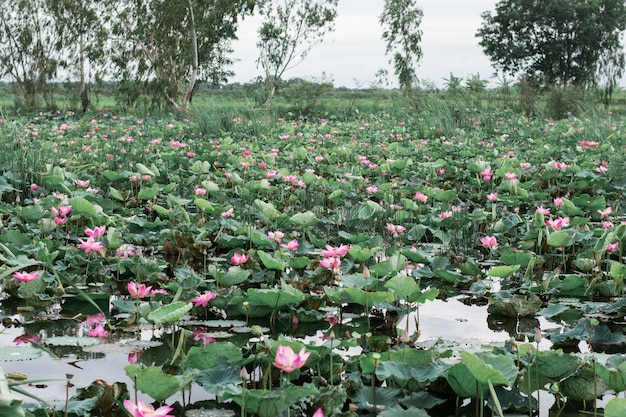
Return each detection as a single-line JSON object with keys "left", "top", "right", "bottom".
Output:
{"left": 44, "top": 336, "right": 101, "bottom": 347}
{"left": 0, "top": 347, "right": 42, "bottom": 361}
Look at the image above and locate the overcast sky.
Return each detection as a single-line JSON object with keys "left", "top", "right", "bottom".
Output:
{"left": 230, "top": 0, "right": 500, "bottom": 88}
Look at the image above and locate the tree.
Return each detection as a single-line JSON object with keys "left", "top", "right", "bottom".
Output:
{"left": 379, "top": 0, "right": 423, "bottom": 98}
{"left": 106, "top": 0, "right": 256, "bottom": 110}
{"left": 47, "top": 0, "right": 109, "bottom": 112}
{"left": 476, "top": 0, "right": 626, "bottom": 88}
{"left": 0, "top": 0, "right": 60, "bottom": 109}
{"left": 256, "top": 0, "right": 338, "bottom": 104}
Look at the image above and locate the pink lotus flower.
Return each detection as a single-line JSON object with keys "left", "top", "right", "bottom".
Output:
{"left": 128, "top": 281, "right": 152, "bottom": 298}
{"left": 267, "top": 230, "right": 284, "bottom": 243}
{"left": 536, "top": 206, "right": 551, "bottom": 216}
{"left": 74, "top": 179, "right": 90, "bottom": 187}
{"left": 84, "top": 313, "right": 106, "bottom": 328}
{"left": 273, "top": 345, "right": 311, "bottom": 373}
{"left": 598, "top": 206, "right": 612, "bottom": 219}
{"left": 30, "top": 183, "right": 39, "bottom": 191}
{"left": 191, "top": 291, "right": 217, "bottom": 307}
{"left": 231, "top": 253, "right": 249, "bottom": 266}
{"left": 320, "top": 257, "right": 341, "bottom": 273}
{"left": 313, "top": 408, "right": 324, "bottom": 417}
{"left": 128, "top": 350, "right": 142, "bottom": 364}
{"left": 13, "top": 334, "right": 40, "bottom": 345}
{"left": 486, "top": 193, "right": 498, "bottom": 202}
{"left": 321, "top": 244, "right": 350, "bottom": 258}
{"left": 53, "top": 217, "right": 67, "bottom": 225}
{"left": 13, "top": 271, "right": 39, "bottom": 282}
{"left": 123, "top": 399, "right": 174, "bottom": 417}
{"left": 192, "top": 328, "right": 215, "bottom": 345}
{"left": 480, "top": 168, "right": 492, "bottom": 181}
{"left": 607, "top": 242, "right": 619, "bottom": 253}
{"left": 520, "top": 162, "right": 531, "bottom": 169}
{"left": 554, "top": 161, "right": 569, "bottom": 170}
{"left": 414, "top": 191, "right": 428, "bottom": 203}
{"left": 77, "top": 236, "right": 105, "bottom": 253}
{"left": 89, "top": 323, "right": 108, "bottom": 340}
{"left": 280, "top": 239, "right": 299, "bottom": 251}
{"left": 437, "top": 168, "right": 445, "bottom": 176}
{"left": 480, "top": 235, "right": 498, "bottom": 249}
{"left": 195, "top": 187, "right": 207, "bottom": 196}
{"left": 504, "top": 172, "right": 517, "bottom": 180}
{"left": 546, "top": 216, "right": 570, "bottom": 230}
{"left": 221, "top": 208, "right": 234, "bottom": 218}
{"left": 366, "top": 185, "right": 379, "bottom": 194}
{"left": 553, "top": 198, "right": 564, "bottom": 207}
{"left": 385, "top": 223, "right": 406, "bottom": 237}
{"left": 116, "top": 244, "right": 136, "bottom": 258}
{"left": 84, "top": 226, "right": 106, "bottom": 238}
{"left": 51, "top": 205, "right": 72, "bottom": 217}
{"left": 439, "top": 211, "right": 453, "bottom": 219}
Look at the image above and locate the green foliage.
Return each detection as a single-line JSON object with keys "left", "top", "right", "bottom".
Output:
{"left": 380, "top": 0, "right": 423, "bottom": 98}
{"left": 477, "top": 0, "right": 626, "bottom": 88}
{"left": 256, "top": 0, "right": 338, "bottom": 103}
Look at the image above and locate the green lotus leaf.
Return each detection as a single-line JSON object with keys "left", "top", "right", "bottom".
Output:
{"left": 69, "top": 196, "right": 99, "bottom": 217}
{"left": 221, "top": 385, "right": 319, "bottom": 417}
{"left": 256, "top": 250, "right": 287, "bottom": 270}
{"left": 124, "top": 365, "right": 189, "bottom": 402}
{"left": 560, "top": 367, "right": 608, "bottom": 401}
{"left": 487, "top": 265, "right": 520, "bottom": 278}
{"left": 194, "top": 357, "right": 242, "bottom": 395}
{"left": 216, "top": 266, "right": 250, "bottom": 286}
{"left": 460, "top": 351, "right": 517, "bottom": 386}
{"left": 185, "top": 342, "right": 244, "bottom": 371}
{"left": 606, "top": 398, "right": 626, "bottom": 417}
{"left": 147, "top": 301, "right": 193, "bottom": 324}
{"left": 380, "top": 405, "right": 429, "bottom": 417}
{"left": 288, "top": 211, "right": 318, "bottom": 226}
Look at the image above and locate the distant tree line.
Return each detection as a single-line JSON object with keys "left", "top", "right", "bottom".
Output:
{"left": 0, "top": 0, "right": 623, "bottom": 112}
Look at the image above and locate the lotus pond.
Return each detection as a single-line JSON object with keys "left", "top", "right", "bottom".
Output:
{"left": 0, "top": 108, "right": 625, "bottom": 417}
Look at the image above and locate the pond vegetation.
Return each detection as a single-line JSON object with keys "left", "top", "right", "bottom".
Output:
{"left": 0, "top": 100, "right": 624, "bottom": 417}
